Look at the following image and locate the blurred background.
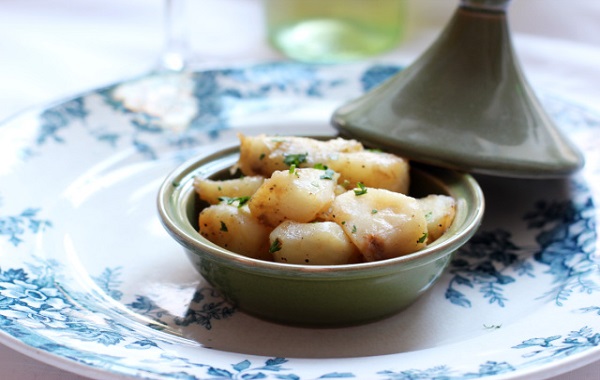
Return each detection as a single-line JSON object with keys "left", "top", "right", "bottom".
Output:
{"left": 1, "top": 0, "right": 599, "bottom": 122}
{"left": 0, "top": 0, "right": 599, "bottom": 379}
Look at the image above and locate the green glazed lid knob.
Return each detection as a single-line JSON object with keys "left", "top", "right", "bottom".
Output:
{"left": 461, "top": 0, "right": 511, "bottom": 12}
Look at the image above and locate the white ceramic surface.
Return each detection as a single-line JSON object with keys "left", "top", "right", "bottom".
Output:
{"left": 0, "top": 62, "right": 599, "bottom": 379}
{"left": 1, "top": 1, "right": 600, "bottom": 378}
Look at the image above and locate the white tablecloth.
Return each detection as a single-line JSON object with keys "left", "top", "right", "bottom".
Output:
{"left": 1, "top": 0, "right": 599, "bottom": 379}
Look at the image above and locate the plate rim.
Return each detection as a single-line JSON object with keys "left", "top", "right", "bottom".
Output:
{"left": 0, "top": 62, "right": 599, "bottom": 380}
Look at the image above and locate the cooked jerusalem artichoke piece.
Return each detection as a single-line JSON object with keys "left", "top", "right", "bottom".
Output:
{"left": 417, "top": 194, "right": 457, "bottom": 243}
{"left": 248, "top": 167, "right": 339, "bottom": 227}
{"left": 237, "top": 133, "right": 362, "bottom": 177}
{"left": 236, "top": 133, "right": 409, "bottom": 194}
{"left": 269, "top": 221, "right": 362, "bottom": 265}
{"left": 194, "top": 176, "right": 264, "bottom": 205}
{"left": 199, "top": 203, "right": 272, "bottom": 261}
{"left": 326, "top": 150, "right": 409, "bottom": 194}
{"left": 328, "top": 187, "right": 429, "bottom": 261}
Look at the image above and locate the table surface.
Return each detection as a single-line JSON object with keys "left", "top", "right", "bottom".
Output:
{"left": 1, "top": 1, "right": 599, "bottom": 379}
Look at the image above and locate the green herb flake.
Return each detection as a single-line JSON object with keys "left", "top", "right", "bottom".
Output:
{"left": 237, "top": 196, "right": 250, "bottom": 207}
{"left": 417, "top": 232, "right": 428, "bottom": 244}
{"left": 483, "top": 324, "right": 502, "bottom": 330}
{"left": 424, "top": 211, "right": 433, "bottom": 221}
{"left": 218, "top": 196, "right": 251, "bottom": 208}
{"left": 289, "top": 164, "right": 297, "bottom": 174}
{"left": 371, "top": 209, "right": 378, "bottom": 214}
{"left": 351, "top": 225, "right": 357, "bottom": 234}
{"left": 220, "top": 221, "right": 228, "bottom": 232}
{"left": 319, "top": 169, "right": 336, "bottom": 180}
{"left": 313, "top": 163, "right": 335, "bottom": 180}
{"left": 283, "top": 153, "right": 308, "bottom": 167}
{"left": 259, "top": 153, "right": 266, "bottom": 160}
{"left": 353, "top": 182, "right": 368, "bottom": 196}
{"left": 269, "top": 238, "right": 282, "bottom": 253}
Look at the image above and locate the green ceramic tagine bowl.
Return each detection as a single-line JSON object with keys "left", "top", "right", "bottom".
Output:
{"left": 157, "top": 142, "right": 484, "bottom": 326}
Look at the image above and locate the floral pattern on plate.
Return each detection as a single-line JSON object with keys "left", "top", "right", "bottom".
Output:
{"left": 0, "top": 62, "right": 599, "bottom": 379}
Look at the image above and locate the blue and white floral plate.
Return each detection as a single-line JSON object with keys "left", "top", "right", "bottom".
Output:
{"left": 1, "top": 62, "right": 599, "bottom": 380}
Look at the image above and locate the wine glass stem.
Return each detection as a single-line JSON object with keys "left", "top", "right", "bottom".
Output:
{"left": 160, "top": 0, "right": 189, "bottom": 71}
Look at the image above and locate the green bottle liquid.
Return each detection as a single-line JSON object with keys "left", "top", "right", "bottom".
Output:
{"left": 265, "top": 0, "right": 407, "bottom": 63}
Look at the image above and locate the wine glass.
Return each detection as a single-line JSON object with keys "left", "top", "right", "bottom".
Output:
{"left": 159, "top": 0, "right": 189, "bottom": 71}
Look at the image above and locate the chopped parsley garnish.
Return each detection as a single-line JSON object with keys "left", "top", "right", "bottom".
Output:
{"left": 259, "top": 153, "right": 265, "bottom": 160}
{"left": 371, "top": 209, "right": 378, "bottom": 214}
{"left": 319, "top": 169, "right": 335, "bottom": 180}
{"left": 483, "top": 324, "right": 502, "bottom": 330}
{"left": 417, "top": 232, "right": 428, "bottom": 244}
{"left": 351, "top": 225, "right": 357, "bottom": 234}
{"left": 283, "top": 153, "right": 308, "bottom": 167}
{"left": 313, "top": 163, "right": 327, "bottom": 170}
{"left": 220, "top": 221, "right": 228, "bottom": 232}
{"left": 353, "top": 182, "right": 367, "bottom": 196}
{"left": 424, "top": 211, "right": 433, "bottom": 221}
{"left": 269, "top": 238, "right": 282, "bottom": 253}
{"left": 218, "top": 196, "right": 250, "bottom": 208}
